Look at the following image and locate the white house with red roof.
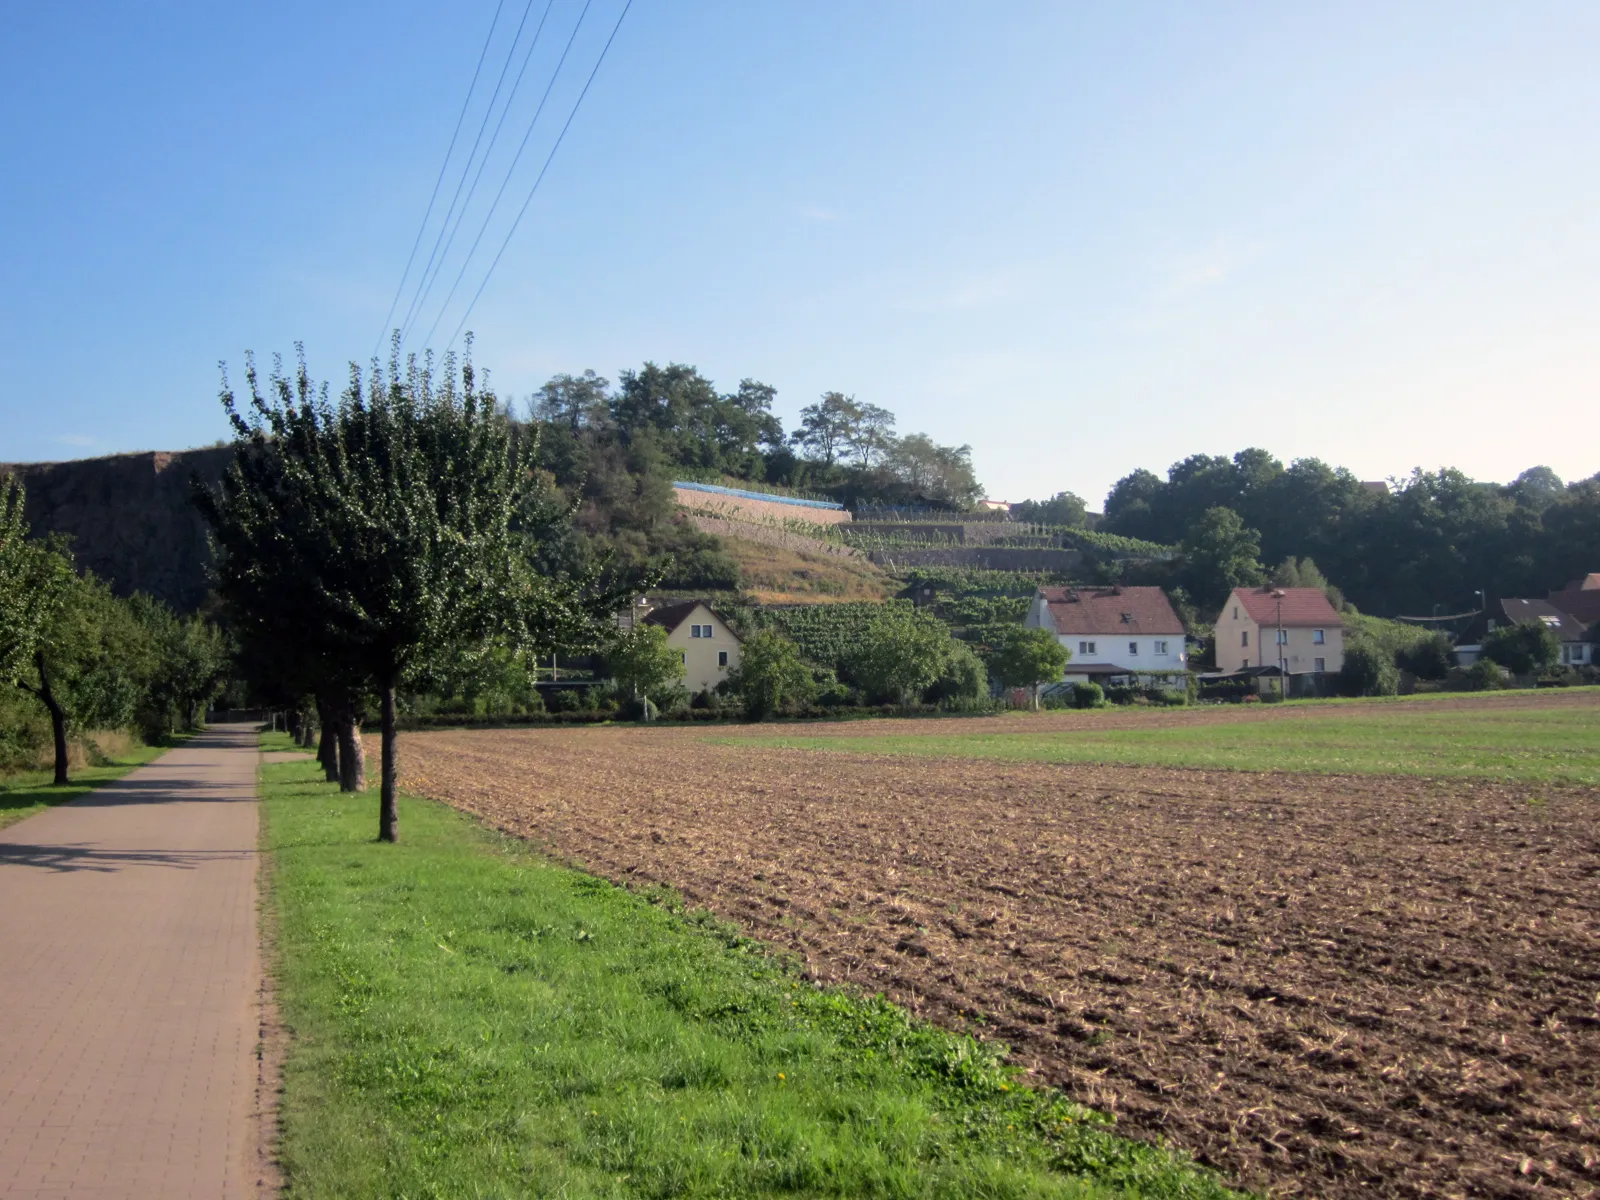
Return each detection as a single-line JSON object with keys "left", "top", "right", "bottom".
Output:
{"left": 1214, "top": 586, "right": 1345, "bottom": 676}
{"left": 1024, "top": 585, "right": 1188, "bottom": 688}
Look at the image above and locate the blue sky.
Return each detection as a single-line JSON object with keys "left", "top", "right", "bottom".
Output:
{"left": 2, "top": 2, "right": 1596, "bottom": 507}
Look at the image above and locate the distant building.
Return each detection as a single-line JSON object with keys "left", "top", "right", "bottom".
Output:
{"left": 640, "top": 600, "right": 743, "bottom": 694}
{"left": 1549, "top": 573, "right": 1600, "bottom": 626}
{"left": 1213, "top": 587, "right": 1345, "bottom": 677}
{"left": 976, "top": 499, "right": 1013, "bottom": 513}
{"left": 1456, "top": 596, "right": 1595, "bottom": 668}
{"left": 1024, "top": 585, "right": 1187, "bottom": 689}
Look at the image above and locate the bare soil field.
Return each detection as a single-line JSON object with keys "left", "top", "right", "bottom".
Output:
{"left": 405, "top": 724, "right": 1600, "bottom": 1199}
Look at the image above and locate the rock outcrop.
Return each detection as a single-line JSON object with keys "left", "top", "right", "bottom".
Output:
{"left": 3, "top": 448, "right": 231, "bottom": 611}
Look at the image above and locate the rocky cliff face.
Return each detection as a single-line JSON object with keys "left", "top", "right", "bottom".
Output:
{"left": 3, "top": 448, "right": 231, "bottom": 611}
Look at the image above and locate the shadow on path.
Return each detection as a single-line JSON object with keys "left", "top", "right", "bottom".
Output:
{"left": 0, "top": 842, "right": 256, "bottom": 873}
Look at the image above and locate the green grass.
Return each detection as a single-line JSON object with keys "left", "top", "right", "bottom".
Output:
{"left": 260, "top": 736, "right": 1236, "bottom": 1199}
{"left": 725, "top": 697, "right": 1600, "bottom": 785}
{"left": 0, "top": 740, "right": 177, "bottom": 831}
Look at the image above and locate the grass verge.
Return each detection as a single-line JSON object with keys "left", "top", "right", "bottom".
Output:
{"left": 259, "top": 733, "right": 1237, "bottom": 1199}
{"left": 0, "top": 739, "right": 179, "bottom": 831}
{"left": 725, "top": 697, "right": 1600, "bottom": 785}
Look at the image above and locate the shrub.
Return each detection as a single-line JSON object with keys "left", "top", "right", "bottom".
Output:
{"left": 1398, "top": 632, "right": 1454, "bottom": 681}
{"left": 1481, "top": 620, "right": 1560, "bottom": 676}
{"left": 1338, "top": 642, "right": 1399, "bottom": 697}
{"left": 1458, "top": 659, "right": 1510, "bottom": 691}
{"left": 545, "top": 687, "right": 583, "bottom": 712}
{"left": 1070, "top": 682, "right": 1104, "bottom": 709}
{"left": 1103, "top": 684, "right": 1137, "bottom": 706}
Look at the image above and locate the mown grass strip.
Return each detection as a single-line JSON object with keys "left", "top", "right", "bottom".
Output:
{"left": 730, "top": 702, "right": 1600, "bottom": 785}
{"left": 260, "top": 736, "right": 1238, "bottom": 1199}
{"left": 0, "top": 741, "right": 178, "bottom": 831}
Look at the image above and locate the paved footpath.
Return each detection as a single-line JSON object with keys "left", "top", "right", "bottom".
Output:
{"left": 0, "top": 724, "right": 266, "bottom": 1199}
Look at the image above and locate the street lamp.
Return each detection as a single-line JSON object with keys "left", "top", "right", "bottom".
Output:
{"left": 1272, "top": 588, "right": 1287, "bottom": 695}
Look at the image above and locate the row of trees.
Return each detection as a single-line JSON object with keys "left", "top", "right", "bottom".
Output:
{"left": 1099, "top": 451, "right": 1600, "bottom": 615}
{"left": 532, "top": 365, "right": 983, "bottom": 513}
{"left": 197, "top": 344, "right": 637, "bottom": 842}
{"left": 1, "top": 478, "right": 227, "bottom": 779}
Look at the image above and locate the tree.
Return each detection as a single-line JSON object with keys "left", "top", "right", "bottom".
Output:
{"left": 989, "top": 626, "right": 1070, "bottom": 710}
{"left": 605, "top": 623, "right": 685, "bottom": 712}
{"left": 849, "top": 403, "right": 897, "bottom": 469}
{"left": 845, "top": 607, "right": 952, "bottom": 705}
{"left": 130, "top": 597, "right": 229, "bottom": 736}
{"left": 1481, "top": 620, "right": 1560, "bottom": 676}
{"left": 885, "top": 434, "right": 983, "bottom": 509}
{"left": 201, "top": 344, "right": 617, "bottom": 842}
{"left": 1179, "top": 507, "right": 1265, "bottom": 608}
{"left": 1337, "top": 642, "right": 1399, "bottom": 697}
{"left": 792, "top": 392, "right": 861, "bottom": 467}
{"left": 18, "top": 565, "right": 153, "bottom": 785}
{"left": 728, "top": 630, "right": 815, "bottom": 719}
{"left": 1013, "top": 491, "right": 1087, "bottom": 527}
{"left": 926, "top": 638, "right": 988, "bottom": 705}
{"left": 532, "top": 370, "right": 611, "bottom": 432}
{"left": 0, "top": 477, "right": 57, "bottom": 691}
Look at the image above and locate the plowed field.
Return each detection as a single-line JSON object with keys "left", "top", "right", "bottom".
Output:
{"left": 404, "top": 722, "right": 1600, "bottom": 1199}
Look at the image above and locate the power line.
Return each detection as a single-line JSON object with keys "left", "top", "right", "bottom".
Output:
{"left": 446, "top": 0, "right": 633, "bottom": 349}
{"left": 418, "top": 0, "right": 596, "bottom": 348}
{"left": 399, "top": 0, "right": 560, "bottom": 349}
{"left": 371, "top": 0, "right": 507, "bottom": 359}
{"left": 396, "top": 0, "right": 540, "bottom": 347}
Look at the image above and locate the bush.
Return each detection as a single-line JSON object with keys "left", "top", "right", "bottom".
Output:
{"left": 1103, "top": 684, "right": 1137, "bottom": 706}
{"left": 1338, "top": 642, "right": 1399, "bottom": 697}
{"left": 1398, "top": 632, "right": 1454, "bottom": 681}
{"left": 1458, "top": 659, "right": 1510, "bottom": 691}
{"left": 545, "top": 687, "right": 584, "bottom": 712}
{"left": 1481, "top": 620, "right": 1560, "bottom": 676}
{"left": 1070, "top": 682, "right": 1104, "bottom": 709}
{"left": 618, "top": 695, "right": 659, "bottom": 722}
{"left": 1159, "top": 690, "right": 1188, "bottom": 707}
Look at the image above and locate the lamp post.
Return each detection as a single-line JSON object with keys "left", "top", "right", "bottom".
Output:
{"left": 1272, "top": 587, "right": 1286, "bottom": 696}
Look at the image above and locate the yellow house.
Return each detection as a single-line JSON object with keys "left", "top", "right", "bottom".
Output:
{"left": 1213, "top": 586, "right": 1346, "bottom": 677}
{"left": 641, "top": 600, "right": 743, "bottom": 694}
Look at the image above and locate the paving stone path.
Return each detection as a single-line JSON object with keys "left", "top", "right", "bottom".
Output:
{"left": 0, "top": 725, "right": 267, "bottom": 1199}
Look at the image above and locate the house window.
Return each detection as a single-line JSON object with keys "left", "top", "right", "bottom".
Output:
{"left": 718, "top": 650, "right": 728, "bottom": 668}
{"left": 1128, "top": 641, "right": 1138, "bottom": 655}
{"left": 1154, "top": 640, "right": 1168, "bottom": 654}
{"left": 1276, "top": 629, "right": 1288, "bottom": 645}
{"left": 1232, "top": 607, "right": 1238, "bottom": 620}
{"left": 1079, "top": 640, "right": 1096, "bottom": 655}
{"left": 1241, "top": 631, "right": 1249, "bottom": 647}
{"left": 690, "top": 624, "right": 713, "bottom": 639}
{"left": 1313, "top": 628, "right": 1325, "bottom": 644}
{"left": 1314, "top": 657, "right": 1325, "bottom": 672}
{"left": 1242, "top": 657, "right": 1249, "bottom": 668}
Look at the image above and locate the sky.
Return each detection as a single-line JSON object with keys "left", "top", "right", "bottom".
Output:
{"left": 2, "top": 1, "right": 1597, "bottom": 508}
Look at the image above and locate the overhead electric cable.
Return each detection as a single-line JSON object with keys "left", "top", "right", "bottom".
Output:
{"left": 371, "top": 0, "right": 507, "bottom": 358}
{"left": 399, "top": 0, "right": 559, "bottom": 348}
{"left": 396, "top": 0, "right": 540, "bottom": 347}
{"left": 419, "top": 0, "right": 596, "bottom": 347}
{"left": 445, "top": 0, "right": 633, "bottom": 349}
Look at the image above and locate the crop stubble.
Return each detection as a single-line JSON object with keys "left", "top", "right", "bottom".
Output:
{"left": 405, "top": 726, "right": 1599, "bottom": 1199}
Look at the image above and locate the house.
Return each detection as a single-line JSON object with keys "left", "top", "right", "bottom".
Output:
{"left": 1549, "top": 574, "right": 1600, "bottom": 626}
{"left": 1024, "top": 585, "right": 1187, "bottom": 689}
{"left": 640, "top": 599, "right": 743, "bottom": 694}
{"left": 1455, "top": 597, "right": 1595, "bottom": 668}
{"left": 1213, "top": 587, "right": 1345, "bottom": 677}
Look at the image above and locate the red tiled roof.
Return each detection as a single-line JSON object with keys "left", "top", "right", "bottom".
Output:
{"left": 1038, "top": 586, "right": 1184, "bottom": 636}
{"left": 1229, "top": 586, "right": 1343, "bottom": 627}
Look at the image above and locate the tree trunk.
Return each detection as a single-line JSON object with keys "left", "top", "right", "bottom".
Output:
{"left": 378, "top": 680, "right": 398, "bottom": 844}
{"left": 315, "top": 696, "right": 340, "bottom": 782}
{"left": 338, "top": 719, "right": 365, "bottom": 793}
{"left": 297, "top": 706, "right": 316, "bottom": 748}
{"left": 36, "top": 651, "right": 70, "bottom": 786}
